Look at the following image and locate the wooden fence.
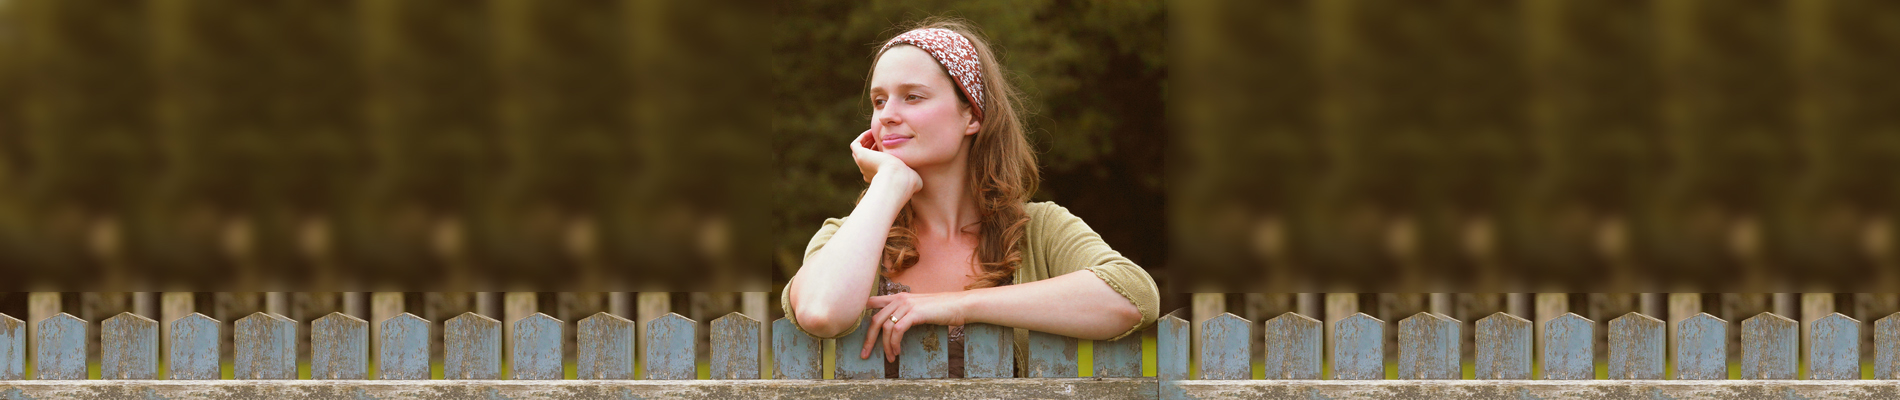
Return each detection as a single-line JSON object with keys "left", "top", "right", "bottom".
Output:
{"left": 0, "top": 310, "right": 1153, "bottom": 400}
{"left": 1166, "top": 310, "right": 1900, "bottom": 400}
{"left": 12, "top": 307, "right": 1900, "bottom": 399}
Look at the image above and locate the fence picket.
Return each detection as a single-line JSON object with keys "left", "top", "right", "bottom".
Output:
{"left": 962, "top": 323, "right": 1013, "bottom": 378}
{"left": 312, "top": 312, "right": 368, "bottom": 380}
{"left": 1027, "top": 330, "right": 1078, "bottom": 378}
{"left": 445, "top": 312, "right": 501, "bottom": 379}
{"left": 579, "top": 312, "right": 635, "bottom": 380}
{"left": 713, "top": 312, "right": 762, "bottom": 380}
{"left": 511, "top": 313, "right": 563, "bottom": 380}
{"left": 644, "top": 313, "right": 695, "bottom": 380}
{"left": 1159, "top": 314, "right": 1189, "bottom": 400}
{"left": 1333, "top": 313, "right": 1384, "bottom": 380}
{"left": 0, "top": 314, "right": 20, "bottom": 380}
{"left": 381, "top": 313, "right": 431, "bottom": 380}
{"left": 1742, "top": 312, "right": 1796, "bottom": 380}
{"left": 772, "top": 318, "right": 821, "bottom": 379}
{"left": 900, "top": 325, "right": 950, "bottom": 378}
{"left": 1879, "top": 313, "right": 1900, "bottom": 379}
{"left": 1198, "top": 313, "right": 1250, "bottom": 380}
{"left": 235, "top": 313, "right": 295, "bottom": 379}
{"left": 102, "top": 312, "right": 157, "bottom": 379}
{"left": 1807, "top": 313, "right": 1859, "bottom": 380}
{"left": 1094, "top": 329, "right": 1144, "bottom": 378}
{"left": 1263, "top": 312, "right": 1320, "bottom": 379}
{"left": 168, "top": 313, "right": 219, "bottom": 380}
{"left": 1609, "top": 312, "right": 1664, "bottom": 380}
{"left": 1399, "top": 312, "right": 1459, "bottom": 380}
{"left": 1676, "top": 313, "right": 1728, "bottom": 380}
{"left": 1475, "top": 312, "right": 1529, "bottom": 380}
{"left": 36, "top": 313, "right": 85, "bottom": 379}
{"left": 835, "top": 313, "right": 884, "bottom": 379}
{"left": 1543, "top": 313, "right": 1594, "bottom": 380}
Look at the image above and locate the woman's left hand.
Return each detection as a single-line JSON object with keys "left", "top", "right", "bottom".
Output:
{"left": 860, "top": 291, "right": 971, "bottom": 362}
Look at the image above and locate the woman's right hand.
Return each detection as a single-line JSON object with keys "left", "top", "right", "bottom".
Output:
{"left": 851, "top": 125, "right": 921, "bottom": 195}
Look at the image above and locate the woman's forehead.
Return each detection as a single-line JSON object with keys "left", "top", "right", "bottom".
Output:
{"left": 870, "top": 46, "right": 952, "bottom": 91}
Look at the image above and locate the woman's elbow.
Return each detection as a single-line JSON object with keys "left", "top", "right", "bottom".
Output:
{"left": 794, "top": 303, "right": 853, "bottom": 338}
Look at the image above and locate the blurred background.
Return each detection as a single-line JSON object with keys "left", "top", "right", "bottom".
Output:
{"left": 0, "top": 0, "right": 770, "bottom": 293}
{"left": 1173, "top": 0, "right": 1900, "bottom": 294}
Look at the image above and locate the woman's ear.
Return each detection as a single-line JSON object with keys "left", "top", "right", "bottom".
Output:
{"left": 963, "top": 108, "right": 981, "bottom": 136}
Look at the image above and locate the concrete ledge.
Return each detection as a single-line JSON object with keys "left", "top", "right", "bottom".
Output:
{"left": 1173, "top": 380, "right": 1900, "bottom": 400}
{"left": 0, "top": 378, "right": 1156, "bottom": 400}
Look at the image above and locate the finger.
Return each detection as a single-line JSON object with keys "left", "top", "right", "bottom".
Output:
{"left": 855, "top": 128, "right": 875, "bottom": 149}
{"left": 884, "top": 304, "right": 909, "bottom": 362}
{"left": 860, "top": 307, "right": 888, "bottom": 359}
{"left": 866, "top": 295, "right": 893, "bottom": 309}
{"left": 887, "top": 320, "right": 909, "bottom": 362}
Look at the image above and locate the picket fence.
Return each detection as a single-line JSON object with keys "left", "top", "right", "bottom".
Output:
{"left": 1164, "top": 310, "right": 1900, "bottom": 400}
{"left": 0, "top": 310, "right": 1152, "bottom": 400}
{"left": 6, "top": 309, "right": 1900, "bottom": 399}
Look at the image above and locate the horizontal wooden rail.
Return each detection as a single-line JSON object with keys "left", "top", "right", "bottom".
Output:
{"left": 0, "top": 379, "right": 1157, "bottom": 400}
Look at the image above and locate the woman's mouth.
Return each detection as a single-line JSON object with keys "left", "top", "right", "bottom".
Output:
{"left": 880, "top": 136, "right": 910, "bottom": 148}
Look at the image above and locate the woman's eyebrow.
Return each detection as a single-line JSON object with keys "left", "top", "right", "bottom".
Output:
{"left": 870, "top": 82, "right": 934, "bottom": 95}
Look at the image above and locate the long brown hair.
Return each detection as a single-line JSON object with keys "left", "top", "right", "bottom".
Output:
{"left": 865, "top": 17, "right": 1037, "bottom": 289}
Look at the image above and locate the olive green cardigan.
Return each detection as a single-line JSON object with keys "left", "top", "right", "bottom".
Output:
{"left": 781, "top": 201, "right": 1160, "bottom": 342}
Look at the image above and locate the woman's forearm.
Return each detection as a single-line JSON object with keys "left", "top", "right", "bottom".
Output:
{"left": 787, "top": 171, "right": 916, "bottom": 337}
{"left": 957, "top": 269, "right": 1142, "bottom": 340}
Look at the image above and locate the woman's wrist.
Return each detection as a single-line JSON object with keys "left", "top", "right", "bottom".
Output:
{"left": 871, "top": 168, "right": 921, "bottom": 197}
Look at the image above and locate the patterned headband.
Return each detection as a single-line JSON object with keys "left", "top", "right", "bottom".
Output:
{"left": 881, "top": 28, "right": 986, "bottom": 120}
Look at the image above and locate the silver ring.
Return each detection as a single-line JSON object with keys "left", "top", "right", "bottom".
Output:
{"left": 889, "top": 315, "right": 899, "bottom": 323}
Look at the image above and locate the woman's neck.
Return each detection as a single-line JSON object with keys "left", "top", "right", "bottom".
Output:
{"left": 909, "top": 156, "right": 981, "bottom": 239}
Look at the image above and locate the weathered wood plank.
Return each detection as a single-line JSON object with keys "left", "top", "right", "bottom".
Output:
{"left": 1173, "top": 380, "right": 1900, "bottom": 400}
{"left": 772, "top": 318, "right": 822, "bottom": 379}
{"left": 1543, "top": 313, "right": 1595, "bottom": 380}
{"left": 1808, "top": 313, "right": 1860, "bottom": 380}
{"left": 712, "top": 312, "right": 762, "bottom": 380}
{"left": 900, "top": 325, "right": 950, "bottom": 379}
{"left": 168, "top": 313, "right": 220, "bottom": 380}
{"left": 1198, "top": 313, "right": 1251, "bottom": 380}
{"left": 1609, "top": 312, "right": 1664, "bottom": 380}
{"left": 446, "top": 312, "right": 501, "bottom": 379}
{"left": 380, "top": 313, "right": 431, "bottom": 380}
{"left": 1879, "top": 313, "right": 1900, "bottom": 379}
{"left": 1026, "top": 330, "right": 1078, "bottom": 378}
{"left": 1676, "top": 313, "right": 1728, "bottom": 380}
{"left": 1159, "top": 314, "right": 1189, "bottom": 400}
{"left": 579, "top": 312, "right": 635, "bottom": 380}
{"left": 0, "top": 314, "right": 21, "bottom": 380}
{"left": 236, "top": 313, "right": 296, "bottom": 379}
{"left": 511, "top": 313, "right": 564, "bottom": 380}
{"left": 960, "top": 323, "right": 1012, "bottom": 378}
{"left": 312, "top": 312, "right": 368, "bottom": 380}
{"left": 1094, "top": 328, "right": 1143, "bottom": 378}
{"left": 1262, "top": 312, "right": 1320, "bottom": 380}
{"left": 1742, "top": 312, "right": 1797, "bottom": 380}
{"left": 1475, "top": 312, "right": 1530, "bottom": 380}
{"left": 36, "top": 313, "right": 85, "bottom": 379}
{"left": 1398, "top": 312, "right": 1459, "bottom": 380}
{"left": 644, "top": 313, "right": 695, "bottom": 380}
{"left": 1333, "top": 313, "right": 1384, "bottom": 380}
{"left": 101, "top": 312, "right": 157, "bottom": 379}
{"left": 835, "top": 313, "right": 885, "bottom": 379}
{"left": 0, "top": 378, "right": 1159, "bottom": 400}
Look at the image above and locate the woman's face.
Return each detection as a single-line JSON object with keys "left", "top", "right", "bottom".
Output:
{"left": 868, "top": 45, "right": 979, "bottom": 168}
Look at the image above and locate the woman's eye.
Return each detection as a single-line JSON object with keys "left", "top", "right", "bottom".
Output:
{"left": 906, "top": 94, "right": 922, "bottom": 101}
{"left": 874, "top": 98, "right": 885, "bottom": 107}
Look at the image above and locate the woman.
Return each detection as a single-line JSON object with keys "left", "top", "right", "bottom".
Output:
{"left": 782, "top": 18, "right": 1158, "bottom": 377}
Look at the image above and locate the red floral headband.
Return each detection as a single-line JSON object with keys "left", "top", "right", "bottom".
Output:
{"left": 881, "top": 28, "right": 986, "bottom": 120}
